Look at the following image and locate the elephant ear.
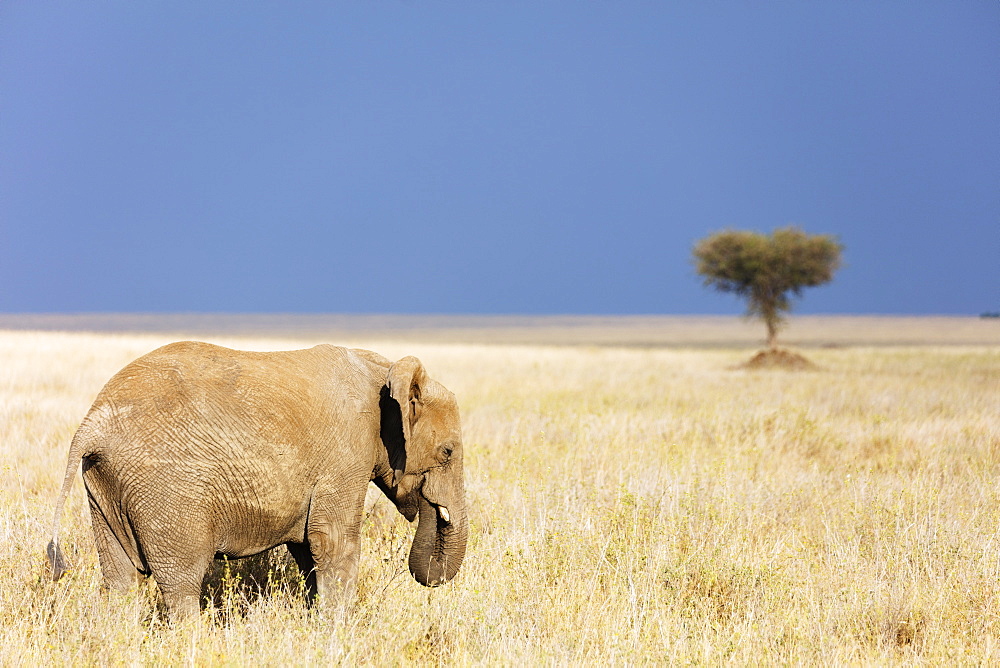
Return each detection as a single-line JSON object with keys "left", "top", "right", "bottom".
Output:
{"left": 386, "top": 356, "right": 427, "bottom": 485}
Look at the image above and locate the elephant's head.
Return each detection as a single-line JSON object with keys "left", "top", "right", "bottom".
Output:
{"left": 380, "top": 356, "right": 468, "bottom": 587}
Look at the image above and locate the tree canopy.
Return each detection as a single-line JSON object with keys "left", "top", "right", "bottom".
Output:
{"left": 693, "top": 227, "right": 843, "bottom": 348}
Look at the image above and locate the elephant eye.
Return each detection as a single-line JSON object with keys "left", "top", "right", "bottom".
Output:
{"left": 440, "top": 443, "right": 454, "bottom": 460}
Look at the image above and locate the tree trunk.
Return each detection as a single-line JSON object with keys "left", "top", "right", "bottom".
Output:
{"left": 765, "top": 316, "right": 779, "bottom": 350}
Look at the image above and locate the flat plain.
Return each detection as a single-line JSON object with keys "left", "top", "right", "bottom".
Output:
{"left": 1, "top": 315, "right": 998, "bottom": 664}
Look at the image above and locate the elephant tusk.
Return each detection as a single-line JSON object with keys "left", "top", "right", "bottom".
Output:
{"left": 438, "top": 505, "right": 450, "bottom": 524}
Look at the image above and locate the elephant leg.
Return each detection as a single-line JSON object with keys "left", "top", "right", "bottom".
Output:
{"left": 306, "top": 510, "right": 362, "bottom": 612}
{"left": 286, "top": 542, "right": 318, "bottom": 604}
{"left": 88, "top": 496, "right": 143, "bottom": 591}
{"left": 144, "top": 545, "right": 213, "bottom": 622}
{"left": 156, "top": 579, "right": 203, "bottom": 621}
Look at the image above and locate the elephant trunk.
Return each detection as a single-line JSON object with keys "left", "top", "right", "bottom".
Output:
{"left": 408, "top": 488, "right": 468, "bottom": 586}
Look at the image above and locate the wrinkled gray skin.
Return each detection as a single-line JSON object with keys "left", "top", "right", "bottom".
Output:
{"left": 47, "top": 342, "right": 468, "bottom": 620}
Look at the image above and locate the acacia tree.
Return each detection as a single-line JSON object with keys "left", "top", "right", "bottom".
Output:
{"left": 693, "top": 227, "right": 843, "bottom": 349}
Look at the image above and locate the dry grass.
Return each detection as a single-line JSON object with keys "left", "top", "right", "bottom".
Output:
{"left": 1, "top": 324, "right": 998, "bottom": 664}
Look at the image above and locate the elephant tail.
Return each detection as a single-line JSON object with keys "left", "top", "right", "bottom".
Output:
{"left": 48, "top": 428, "right": 92, "bottom": 580}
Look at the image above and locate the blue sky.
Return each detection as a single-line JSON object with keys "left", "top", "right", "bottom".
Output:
{"left": 1, "top": 2, "right": 997, "bottom": 315}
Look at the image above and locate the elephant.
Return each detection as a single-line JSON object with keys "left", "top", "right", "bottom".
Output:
{"left": 47, "top": 341, "right": 468, "bottom": 620}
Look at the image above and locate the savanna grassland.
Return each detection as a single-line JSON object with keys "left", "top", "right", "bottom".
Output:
{"left": 1, "top": 317, "right": 998, "bottom": 665}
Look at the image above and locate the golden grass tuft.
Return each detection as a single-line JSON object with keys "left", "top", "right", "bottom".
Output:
{"left": 0, "top": 326, "right": 997, "bottom": 664}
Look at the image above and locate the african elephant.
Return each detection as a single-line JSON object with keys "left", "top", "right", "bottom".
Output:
{"left": 47, "top": 341, "right": 468, "bottom": 620}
